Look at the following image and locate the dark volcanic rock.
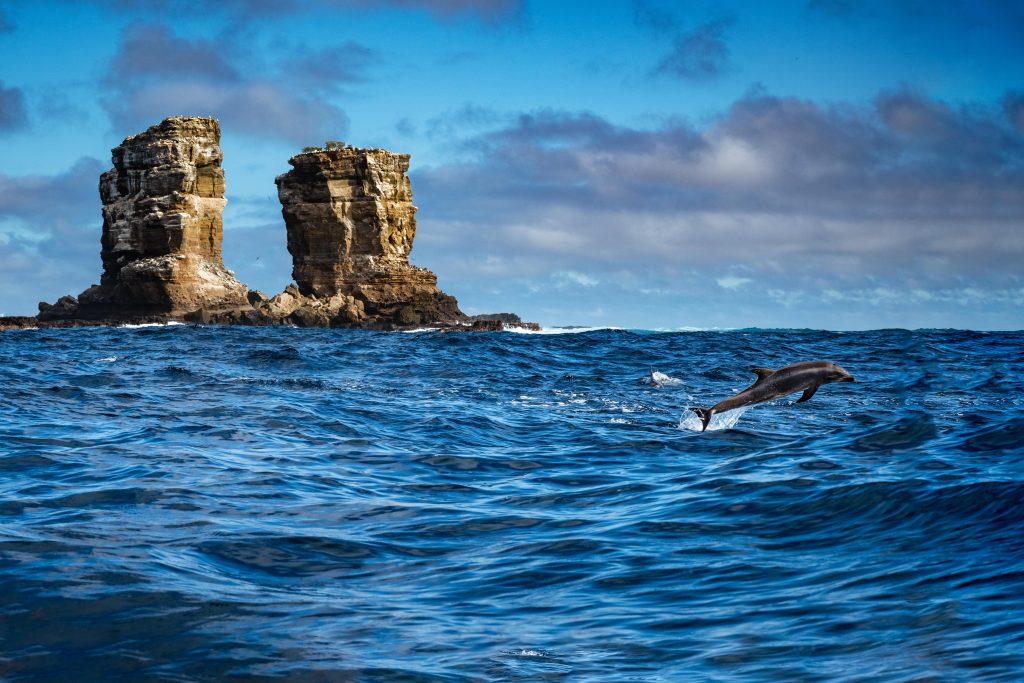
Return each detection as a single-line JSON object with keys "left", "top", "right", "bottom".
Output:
{"left": 37, "top": 295, "right": 79, "bottom": 320}
{"left": 467, "top": 313, "right": 524, "bottom": 325}
{"left": 0, "top": 316, "right": 40, "bottom": 331}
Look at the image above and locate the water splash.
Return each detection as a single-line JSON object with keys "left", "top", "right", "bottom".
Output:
{"left": 678, "top": 405, "right": 750, "bottom": 431}
{"left": 643, "top": 370, "right": 683, "bottom": 387}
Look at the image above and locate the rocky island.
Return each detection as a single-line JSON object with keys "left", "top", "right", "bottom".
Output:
{"left": 40, "top": 117, "right": 250, "bottom": 323}
{"left": 2, "top": 117, "right": 533, "bottom": 331}
{"left": 265, "top": 145, "right": 464, "bottom": 328}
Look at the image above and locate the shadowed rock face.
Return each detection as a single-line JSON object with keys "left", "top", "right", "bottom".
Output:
{"left": 275, "top": 148, "right": 463, "bottom": 326}
{"left": 44, "top": 117, "right": 249, "bottom": 320}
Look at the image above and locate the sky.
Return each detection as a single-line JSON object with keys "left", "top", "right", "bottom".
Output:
{"left": 0, "top": 0, "right": 1022, "bottom": 329}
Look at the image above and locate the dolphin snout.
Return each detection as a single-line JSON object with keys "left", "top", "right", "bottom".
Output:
{"left": 831, "top": 364, "right": 854, "bottom": 382}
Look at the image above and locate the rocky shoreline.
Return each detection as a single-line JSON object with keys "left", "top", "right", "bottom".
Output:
{"left": 0, "top": 313, "right": 533, "bottom": 332}
{"left": 5, "top": 117, "right": 536, "bottom": 333}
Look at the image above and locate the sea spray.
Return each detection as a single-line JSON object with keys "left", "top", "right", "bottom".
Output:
{"left": 679, "top": 405, "right": 751, "bottom": 431}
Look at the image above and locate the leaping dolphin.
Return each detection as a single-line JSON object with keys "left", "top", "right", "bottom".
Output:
{"left": 689, "top": 361, "right": 855, "bottom": 432}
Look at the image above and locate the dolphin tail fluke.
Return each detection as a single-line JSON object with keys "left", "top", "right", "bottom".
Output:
{"left": 689, "top": 407, "right": 712, "bottom": 432}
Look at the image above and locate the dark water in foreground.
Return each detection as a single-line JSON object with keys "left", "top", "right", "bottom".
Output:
{"left": 1, "top": 326, "right": 1022, "bottom": 682}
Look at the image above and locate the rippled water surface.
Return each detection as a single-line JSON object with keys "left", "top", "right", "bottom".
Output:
{"left": 1, "top": 326, "right": 1022, "bottom": 681}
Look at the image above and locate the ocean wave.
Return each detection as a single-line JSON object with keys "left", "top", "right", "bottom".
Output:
{"left": 116, "top": 321, "right": 186, "bottom": 329}
{"left": 1, "top": 327, "right": 1022, "bottom": 680}
{"left": 507, "top": 325, "right": 624, "bottom": 335}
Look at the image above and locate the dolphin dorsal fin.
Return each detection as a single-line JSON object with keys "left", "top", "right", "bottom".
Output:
{"left": 751, "top": 367, "right": 775, "bottom": 382}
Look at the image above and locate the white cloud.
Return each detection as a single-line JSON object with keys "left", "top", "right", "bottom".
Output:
{"left": 416, "top": 89, "right": 1024, "bottom": 299}
{"left": 716, "top": 275, "right": 752, "bottom": 290}
{"left": 100, "top": 24, "right": 362, "bottom": 144}
{"left": 695, "top": 136, "right": 773, "bottom": 185}
{"left": 553, "top": 270, "right": 599, "bottom": 287}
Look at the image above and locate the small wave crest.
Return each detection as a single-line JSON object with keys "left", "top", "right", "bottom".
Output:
{"left": 642, "top": 370, "right": 682, "bottom": 387}
{"left": 507, "top": 325, "right": 623, "bottom": 335}
{"left": 116, "top": 321, "right": 185, "bottom": 329}
{"left": 401, "top": 325, "right": 623, "bottom": 335}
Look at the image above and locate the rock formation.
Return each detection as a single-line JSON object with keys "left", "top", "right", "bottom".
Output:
{"left": 273, "top": 147, "right": 463, "bottom": 327}
{"left": 39, "top": 117, "right": 249, "bottom": 321}
{"left": 22, "top": 118, "right": 534, "bottom": 331}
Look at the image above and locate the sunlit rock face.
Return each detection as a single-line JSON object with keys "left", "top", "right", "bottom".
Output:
{"left": 30, "top": 121, "right": 524, "bottom": 330}
{"left": 67, "top": 116, "right": 248, "bottom": 319}
{"left": 275, "top": 147, "right": 463, "bottom": 326}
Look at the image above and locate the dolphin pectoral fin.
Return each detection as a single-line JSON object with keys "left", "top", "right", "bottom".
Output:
{"left": 797, "top": 387, "right": 818, "bottom": 403}
{"left": 751, "top": 368, "right": 775, "bottom": 382}
{"left": 690, "top": 407, "right": 713, "bottom": 432}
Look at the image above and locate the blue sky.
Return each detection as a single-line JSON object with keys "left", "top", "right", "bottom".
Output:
{"left": 1, "top": 0, "right": 1022, "bottom": 329}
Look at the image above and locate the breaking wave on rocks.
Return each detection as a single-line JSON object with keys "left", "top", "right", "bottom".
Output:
{"left": 403, "top": 325, "right": 625, "bottom": 335}
{"left": 1, "top": 327, "right": 1022, "bottom": 681}
{"left": 116, "top": 321, "right": 187, "bottom": 329}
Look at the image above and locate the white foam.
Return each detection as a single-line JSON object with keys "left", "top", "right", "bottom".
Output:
{"left": 681, "top": 326, "right": 735, "bottom": 332}
{"left": 645, "top": 370, "right": 682, "bottom": 387}
{"left": 96, "top": 356, "right": 117, "bottom": 363}
{"left": 403, "top": 325, "right": 732, "bottom": 334}
{"left": 117, "top": 321, "right": 186, "bottom": 329}
{"left": 505, "top": 325, "right": 622, "bottom": 335}
{"left": 400, "top": 324, "right": 623, "bottom": 334}
{"left": 648, "top": 326, "right": 736, "bottom": 332}
{"left": 678, "top": 406, "right": 750, "bottom": 432}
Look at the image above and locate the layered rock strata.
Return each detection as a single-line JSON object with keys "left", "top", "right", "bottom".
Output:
{"left": 274, "top": 147, "right": 463, "bottom": 327}
{"left": 26, "top": 118, "right": 531, "bottom": 331}
{"left": 39, "top": 117, "right": 249, "bottom": 321}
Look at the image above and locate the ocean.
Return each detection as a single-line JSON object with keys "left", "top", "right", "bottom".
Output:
{"left": 1, "top": 326, "right": 1022, "bottom": 681}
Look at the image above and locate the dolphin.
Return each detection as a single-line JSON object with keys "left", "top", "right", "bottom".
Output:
{"left": 689, "top": 361, "right": 855, "bottom": 432}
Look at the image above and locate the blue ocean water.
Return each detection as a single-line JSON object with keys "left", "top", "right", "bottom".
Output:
{"left": 1, "top": 326, "right": 1022, "bottom": 682}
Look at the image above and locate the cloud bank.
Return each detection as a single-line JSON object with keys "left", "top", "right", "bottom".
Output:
{"left": 412, "top": 88, "right": 1024, "bottom": 311}
{"left": 0, "top": 158, "right": 106, "bottom": 313}
{"left": 100, "top": 24, "right": 373, "bottom": 144}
